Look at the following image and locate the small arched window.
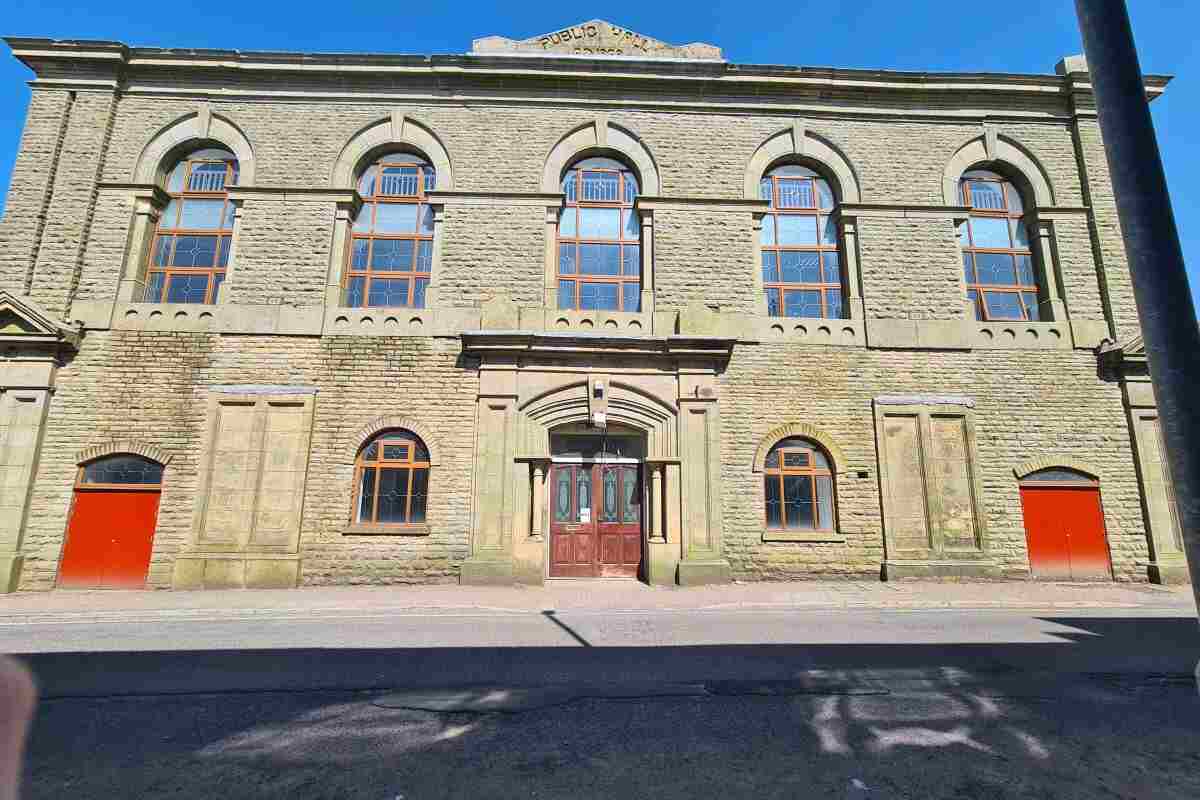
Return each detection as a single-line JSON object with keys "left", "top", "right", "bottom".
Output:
{"left": 763, "top": 437, "right": 835, "bottom": 531}
{"left": 353, "top": 430, "right": 430, "bottom": 525}
{"left": 347, "top": 154, "right": 436, "bottom": 308}
{"left": 759, "top": 164, "right": 843, "bottom": 319}
{"left": 78, "top": 454, "right": 164, "bottom": 487}
{"left": 146, "top": 147, "right": 238, "bottom": 304}
{"left": 959, "top": 169, "right": 1041, "bottom": 321}
{"left": 557, "top": 157, "right": 641, "bottom": 312}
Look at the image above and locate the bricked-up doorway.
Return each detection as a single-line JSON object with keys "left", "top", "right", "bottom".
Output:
{"left": 549, "top": 433, "right": 643, "bottom": 578}
{"left": 1019, "top": 468, "right": 1112, "bottom": 581}
{"left": 59, "top": 455, "right": 164, "bottom": 589}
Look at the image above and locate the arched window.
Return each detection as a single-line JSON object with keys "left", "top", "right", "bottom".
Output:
{"left": 353, "top": 430, "right": 430, "bottom": 525}
{"left": 959, "top": 169, "right": 1041, "bottom": 321}
{"left": 146, "top": 147, "right": 238, "bottom": 304}
{"left": 347, "top": 154, "right": 436, "bottom": 308}
{"left": 1020, "top": 467, "right": 1097, "bottom": 485}
{"left": 557, "top": 157, "right": 641, "bottom": 312}
{"left": 78, "top": 454, "right": 164, "bottom": 486}
{"left": 759, "top": 164, "right": 843, "bottom": 319}
{"left": 763, "top": 437, "right": 835, "bottom": 531}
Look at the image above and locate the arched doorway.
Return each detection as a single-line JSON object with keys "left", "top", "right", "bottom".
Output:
{"left": 547, "top": 427, "right": 644, "bottom": 578}
{"left": 1018, "top": 468, "right": 1111, "bottom": 581}
{"left": 59, "top": 454, "right": 164, "bottom": 589}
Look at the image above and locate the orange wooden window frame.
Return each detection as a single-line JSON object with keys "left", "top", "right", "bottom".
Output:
{"left": 763, "top": 440, "right": 835, "bottom": 531}
{"left": 351, "top": 431, "right": 431, "bottom": 526}
{"left": 346, "top": 159, "right": 434, "bottom": 309}
{"left": 146, "top": 157, "right": 236, "bottom": 304}
{"left": 557, "top": 165, "right": 641, "bottom": 312}
{"left": 760, "top": 173, "right": 844, "bottom": 319}
{"left": 960, "top": 173, "right": 1042, "bottom": 321}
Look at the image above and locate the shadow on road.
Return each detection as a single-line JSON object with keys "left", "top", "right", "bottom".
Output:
{"left": 17, "top": 616, "right": 1200, "bottom": 799}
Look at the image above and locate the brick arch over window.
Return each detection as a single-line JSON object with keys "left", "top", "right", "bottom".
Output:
{"left": 744, "top": 126, "right": 861, "bottom": 203}
{"left": 752, "top": 422, "right": 847, "bottom": 474}
{"left": 352, "top": 415, "right": 441, "bottom": 465}
{"left": 133, "top": 112, "right": 255, "bottom": 186}
{"left": 942, "top": 133, "right": 1055, "bottom": 207}
{"left": 1013, "top": 457, "right": 1100, "bottom": 480}
{"left": 541, "top": 118, "right": 660, "bottom": 196}
{"left": 75, "top": 440, "right": 173, "bottom": 467}
{"left": 331, "top": 115, "right": 453, "bottom": 191}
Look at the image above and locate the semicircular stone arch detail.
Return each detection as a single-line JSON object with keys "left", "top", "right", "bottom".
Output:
{"left": 133, "top": 112, "right": 256, "bottom": 186}
{"left": 541, "top": 120, "right": 660, "bottom": 195}
{"left": 744, "top": 127, "right": 861, "bottom": 203}
{"left": 752, "top": 422, "right": 847, "bottom": 473}
{"left": 1013, "top": 457, "right": 1101, "bottom": 480}
{"left": 75, "top": 440, "right": 174, "bottom": 467}
{"left": 330, "top": 116, "right": 454, "bottom": 190}
{"left": 942, "top": 134, "right": 1056, "bottom": 207}
{"left": 353, "top": 415, "right": 442, "bottom": 466}
{"left": 518, "top": 381, "right": 676, "bottom": 459}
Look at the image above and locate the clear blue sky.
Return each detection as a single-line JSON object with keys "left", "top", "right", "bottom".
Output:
{"left": 1, "top": 0, "right": 1196, "bottom": 316}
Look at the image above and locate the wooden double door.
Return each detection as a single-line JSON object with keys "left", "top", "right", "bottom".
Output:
{"left": 549, "top": 463, "right": 642, "bottom": 578}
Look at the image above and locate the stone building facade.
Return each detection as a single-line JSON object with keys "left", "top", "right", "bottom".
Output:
{"left": 0, "top": 22, "right": 1189, "bottom": 591}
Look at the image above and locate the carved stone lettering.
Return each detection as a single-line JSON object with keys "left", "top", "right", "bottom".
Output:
{"left": 473, "top": 19, "right": 722, "bottom": 60}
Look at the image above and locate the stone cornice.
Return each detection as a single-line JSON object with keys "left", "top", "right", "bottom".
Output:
{"left": 461, "top": 330, "right": 734, "bottom": 361}
{"left": 5, "top": 37, "right": 1171, "bottom": 107}
{"left": 425, "top": 191, "right": 564, "bottom": 207}
{"left": 635, "top": 197, "right": 768, "bottom": 213}
{"left": 225, "top": 187, "right": 361, "bottom": 204}
{"left": 838, "top": 203, "right": 970, "bottom": 219}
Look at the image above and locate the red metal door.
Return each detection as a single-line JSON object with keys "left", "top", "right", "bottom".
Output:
{"left": 1019, "top": 485, "right": 1111, "bottom": 580}
{"left": 59, "top": 489, "right": 161, "bottom": 589}
{"left": 549, "top": 463, "right": 642, "bottom": 578}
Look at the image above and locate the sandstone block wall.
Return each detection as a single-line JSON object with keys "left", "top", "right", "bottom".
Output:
{"left": 0, "top": 45, "right": 1163, "bottom": 588}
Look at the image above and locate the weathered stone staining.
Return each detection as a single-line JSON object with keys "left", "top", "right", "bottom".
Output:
{"left": 0, "top": 22, "right": 1186, "bottom": 592}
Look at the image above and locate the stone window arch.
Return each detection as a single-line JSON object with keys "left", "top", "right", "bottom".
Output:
{"left": 556, "top": 155, "right": 642, "bottom": 312}
{"left": 745, "top": 125, "right": 864, "bottom": 321}
{"left": 944, "top": 133, "right": 1067, "bottom": 323}
{"left": 758, "top": 161, "right": 845, "bottom": 319}
{"left": 540, "top": 119, "right": 659, "bottom": 314}
{"left": 352, "top": 429, "right": 432, "bottom": 527}
{"left": 1013, "top": 457, "right": 1100, "bottom": 481}
{"left": 327, "top": 115, "right": 453, "bottom": 310}
{"left": 344, "top": 152, "right": 436, "bottom": 308}
{"left": 118, "top": 111, "right": 254, "bottom": 304}
{"left": 143, "top": 146, "right": 238, "bottom": 304}
{"left": 761, "top": 437, "right": 837, "bottom": 532}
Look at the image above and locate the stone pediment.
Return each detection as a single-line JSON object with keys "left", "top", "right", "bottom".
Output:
{"left": 0, "top": 292, "right": 81, "bottom": 349}
{"left": 472, "top": 20, "right": 721, "bottom": 60}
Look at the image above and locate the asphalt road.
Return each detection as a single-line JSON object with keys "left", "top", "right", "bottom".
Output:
{"left": 11, "top": 606, "right": 1200, "bottom": 799}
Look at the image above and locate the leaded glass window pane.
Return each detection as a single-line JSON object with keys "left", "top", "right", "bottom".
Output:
{"left": 784, "top": 475, "right": 815, "bottom": 529}
{"left": 580, "top": 282, "right": 619, "bottom": 311}
{"left": 622, "top": 467, "right": 639, "bottom": 523}
{"left": 376, "top": 468, "right": 409, "bottom": 523}
{"left": 765, "top": 476, "right": 782, "bottom": 528}
{"left": 622, "top": 282, "right": 641, "bottom": 312}
{"left": 357, "top": 467, "right": 376, "bottom": 522}
{"left": 410, "top": 468, "right": 428, "bottom": 523}
{"left": 602, "top": 469, "right": 619, "bottom": 522}
{"left": 81, "top": 455, "right": 164, "bottom": 485}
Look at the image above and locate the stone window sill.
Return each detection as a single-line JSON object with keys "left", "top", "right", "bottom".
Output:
{"left": 342, "top": 523, "right": 431, "bottom": 537}
{"left": 762, "top": 530, "right": 846, "bottom": 543}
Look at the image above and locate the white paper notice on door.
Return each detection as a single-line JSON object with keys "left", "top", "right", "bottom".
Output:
{"left": 580, "top": 507, "right": 591, "bottom": 523}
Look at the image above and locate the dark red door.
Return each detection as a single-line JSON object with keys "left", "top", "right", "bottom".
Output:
{"left": 1019, "top": 484, "right": 1111, "bottom": 580}
{"left": 549, "top": 464, "right": 642, "bottom": 578}
{"left": 59, "top": 489, "right": 161, "bottom": 589}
